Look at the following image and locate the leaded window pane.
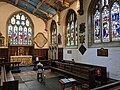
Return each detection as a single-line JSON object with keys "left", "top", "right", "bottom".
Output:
{"left": 51, "top": 20, "right": 57, "bottom": 44}
{"left": 28, "top": 27, "right": 32, "bottom": 45}
{"left": 94, "top": 10, "right": 101, "bottom": 43}
{"left": 111, "top": 2, "right": 120, "bottom": 41}
{"left": 13, "top": 25, "right": 18, "bottom": 44}
{"left": 18, "top": 26, "right": 23, "bottom": 44}
{"left": 16, "top": 14, "right": 20, "bottom": 20}
{"left": 8, "top": 25, "right": 13, "bottom": 44}
{"left": 75, "top": 21, "right": 78, "bottom": 45}
{"left": 23, "top": 27, "right": 28, "bottom": 44}
{"left": 90, "top": 0, "right": 120, "bottom": 47}
{"left": 102, "top": 6, "right": 110, "bottom": 42}
{"left": 8, "top": 12, "right": 33, "bottom": 45}
{"left": 66, "top": 10, "right": 77, "bottom": 47}
{"left": 11, "top": 17, "right": 15, "bottom": 25}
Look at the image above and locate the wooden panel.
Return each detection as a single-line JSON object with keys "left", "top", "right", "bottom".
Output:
{"left": 0, "top": 48, "right": 8, "bottom": 62}
{"left": 8, "top": 46, "right": 34, "bottom": 56}
{"left": 58, "top": 48, "right": 63, "bottom": 61}
{"left": 34, "top": 48, "right": 48, "bottom": 60}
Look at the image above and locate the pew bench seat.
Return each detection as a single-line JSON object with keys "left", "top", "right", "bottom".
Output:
{"left": 0, "top": 65, "right": 18, "bottom": 90}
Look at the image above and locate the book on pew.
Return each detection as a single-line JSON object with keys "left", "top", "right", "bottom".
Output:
{"left": 60, "top": 78, "right": 70, "bottom": 83}
{"left": 60, "top": 78, "right": 76, "bottom": 83}
{"left": 68, "top": 78, "right": 76, "bottom": 82}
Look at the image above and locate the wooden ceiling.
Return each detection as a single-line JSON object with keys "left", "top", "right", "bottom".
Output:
{"left": 2, "top": 0, "right": 77, "bottom": 21}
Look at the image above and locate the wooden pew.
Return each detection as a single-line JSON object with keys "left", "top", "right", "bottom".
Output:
{"left": 0, "top": 62, "right": 21, "bottom": 73}
{"left": 51, "top": 60, "right": 107, "bottom": 89}
{"left": 0, "top": 65, "right": 18, "bottom": 90}
{"left": 91, "top": 81, "right": 120, "bottom": 90}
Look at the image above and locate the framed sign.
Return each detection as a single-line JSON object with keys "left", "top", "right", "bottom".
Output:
{"left": 97, "top": 48, "right": 108, "bottom": 57}
{"left": 67, "top": 50, "right": 72, "bottom": 54}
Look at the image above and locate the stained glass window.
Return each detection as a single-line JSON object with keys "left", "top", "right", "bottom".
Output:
{"left": 51, "top": 20, "right": 57, "bottom": 44}
{"left": 93, "top": 0, "right": 120, "bottom": 45}
{"left": 7, "top": 11, "right": 33, "bottom": 45}
{"left": 102, "top": 6, "right": 110, "bottom": 42}
{"left": 66, "top": 9, "right": 78, "bottom": 47}
{"left": 111, "top": 2, "right": 120, "bottom": 41}
{"left": 94, "top": 10, "right": 101, "bottom": 43}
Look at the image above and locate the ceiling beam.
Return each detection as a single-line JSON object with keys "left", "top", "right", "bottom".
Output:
{"left": 33, "top": 2, "right": 43, "bottom": 14}
{"left": 20, "top": 0, "right": 48, "bottom": 15}
{"left": 5, "top": 0, "right": 48, "bottom": 22}
{"left": 20, "top": 0, "right": 54, "bottom": 18}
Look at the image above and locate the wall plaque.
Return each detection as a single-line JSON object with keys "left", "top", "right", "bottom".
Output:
{"left": 97, "top": 48, "right": 108, "bottom": 57}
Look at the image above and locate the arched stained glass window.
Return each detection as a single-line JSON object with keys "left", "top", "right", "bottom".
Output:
{"left": 51, "top": 20, "right": 57, "bottom": 44}
{"left": 7, "top": 11, "right": 33, "bottom": 45}
{"left": 89, "top": 0, "right": 120, "bottom": 47}
{"left": 66, "top": 9, "right": 78, "bottom": 47}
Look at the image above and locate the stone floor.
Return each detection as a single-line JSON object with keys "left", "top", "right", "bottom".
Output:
{"left": 13, "top": 69, "right": 64, "bottom": 90}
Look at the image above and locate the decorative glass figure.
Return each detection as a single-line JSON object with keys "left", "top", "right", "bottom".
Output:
{"left": 94, "top": 10, "right": 101, "bottom": 43}
{"left": 111, "top": 2, "right": 120, "bottom": 41}
{"left": 102, "top": 6, "right": 110, "bottom": 42}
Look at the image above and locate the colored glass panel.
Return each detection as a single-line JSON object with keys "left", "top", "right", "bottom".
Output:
{"left": 51, "top": 21, "right": 57, "bottom": 44}
{"left": 8, "top": 12, "right": 33, "bottom": 45}
{"left": 8, "top": 25, "right": 13, "bottom": 44}
{"left": 75, "top": 21, "right": 78, "bottom": 45}
{"left": 111, "top": 2, "right": 120, "bottom": 41}
{"left": 66, "top": 11, "right": 77, "bottom": 46}
{"left": 18, "top": 26, "right": 23, "bottom": 44}
{"left": 21, "top": 14, "right": 25, "bottom": 20}
{"left": 26, "top": 19, "right": 30, "bottom": 26}
{"left": 16, "top": 14, "right": 20, "bottom": 20}
{"left": 16, "top": 20, "right": 20, "bottom": 25}
{"left": 28, "top": 27, "right": 32, "bottom": 45}
{"left": 13, "top": 25, "right": 18, "bottom": 44}
{"left": 94, "top": 10, "right": 101, "bottom": 43}
{"left": 11, "top": 17, "right": 15, "bottom": 25}
{"left": 23, "top": 27, "right": 28, "bottom": 44}
{"left": 102, "top": 6, "right": 110, "bottom": 42}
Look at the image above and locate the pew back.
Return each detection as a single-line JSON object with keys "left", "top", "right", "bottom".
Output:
{"left": 51, "top": 61, "right": 107, "bottom": 89}
{"left": 0, "top": 64, "right": 18, "bottom": 90}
